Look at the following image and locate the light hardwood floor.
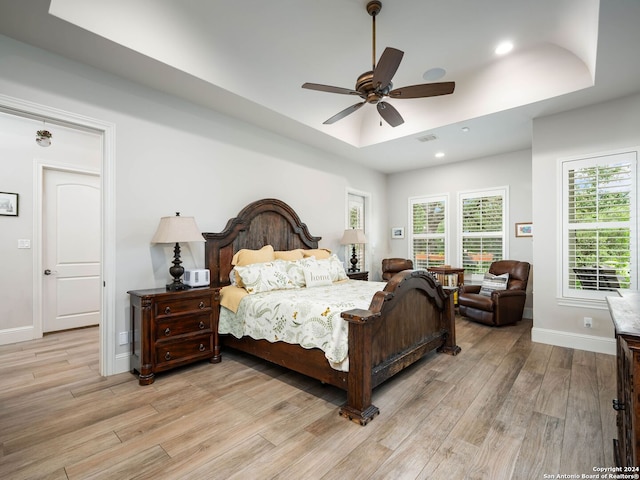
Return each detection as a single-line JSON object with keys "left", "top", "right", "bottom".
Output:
{"left": 0, "top": 317, "right": 617, "bottom": 479}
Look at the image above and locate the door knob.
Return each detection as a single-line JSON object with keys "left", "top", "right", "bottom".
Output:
{"left": 44, "top": 269, "right": 52, "bottom": 275}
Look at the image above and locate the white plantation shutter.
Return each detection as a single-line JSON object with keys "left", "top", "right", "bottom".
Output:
{"left": 409, "top": 195, "right": 447, "bottom": 269}
{"left": 459, "top": 189, "right": 507, "bottom": 274}
{"left": 348, "top": 193, "right": 366, "bottom": 269}
{"left": 562, "top": 151, "right": 637, "bottom": 299}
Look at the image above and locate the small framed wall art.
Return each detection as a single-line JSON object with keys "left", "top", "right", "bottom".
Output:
{"left": 391, "top": 227, "right": 405, "bottom": 239}
{"left": 0, "top": 192, "right": 18, "bottom": 216}
{"left": 515, "top": 222, "right": 532, "bottom": 237}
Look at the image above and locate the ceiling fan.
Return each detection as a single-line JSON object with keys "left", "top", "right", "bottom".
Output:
{"left": 302, "top": 0, "right": 455, "bottom": 127}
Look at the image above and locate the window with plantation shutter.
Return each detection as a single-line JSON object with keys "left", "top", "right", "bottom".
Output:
{"left": 347, "top": 193, "right": 366, "bottom": 269}
{"left": 409, "top": 195, "right": 447, "bottom": 269}
{"left": 562, "top": 151, "right": 637, "bottom": 299}
{"left": 458, "top": 188, "right": 507, "bottom": 275}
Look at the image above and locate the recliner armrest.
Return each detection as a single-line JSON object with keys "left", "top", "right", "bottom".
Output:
{"left": 459, "top": 284, "right": 481, "bottom": 295}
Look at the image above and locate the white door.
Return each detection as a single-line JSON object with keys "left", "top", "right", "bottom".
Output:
{"left": 43, "top": 169, "right": 101, "bottom": 332}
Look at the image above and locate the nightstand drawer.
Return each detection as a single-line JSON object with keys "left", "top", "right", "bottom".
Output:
{"left": 155, "top": 295, "right": 211, "bottom": 317}
{"left": 155, "top": 333, "right": 213, "bottom": 368}
{"left": 155, "top": 312, "right": 212, "bottom": 340}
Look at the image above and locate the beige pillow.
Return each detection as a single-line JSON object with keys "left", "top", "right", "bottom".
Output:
{"left": 302, "top": 248, "right": 332, "bottom": 260}
{"left": 231, "top": 245, "right": 275, "bottom": 266}
{"left": 274, "top": 249, "right": 304, "bottom": 261}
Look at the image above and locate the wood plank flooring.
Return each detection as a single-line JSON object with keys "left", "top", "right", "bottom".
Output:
{"left": 0, "top": 317, "right": 618, "bottom": 479}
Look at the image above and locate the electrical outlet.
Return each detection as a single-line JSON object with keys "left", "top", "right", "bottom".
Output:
{"left": 119, "top": 331, "right": 129, "bottom": 345}
{"left": 584, "top": 317, "right": 593, "bottom": 328}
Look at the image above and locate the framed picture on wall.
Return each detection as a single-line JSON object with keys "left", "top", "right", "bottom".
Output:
{"left": 391, "top": 227, "right": 404, "bottom": 239}
{"left": 0, "top": 192, "right": 18, "bottom": 216}
{"left": 515, "top": 222, "right": 532, "bottom": 237}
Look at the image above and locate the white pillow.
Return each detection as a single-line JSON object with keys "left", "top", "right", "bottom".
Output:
{"left": 280, "top": 259, "right": 306, "bottom": 287}
{"left": 479, "top": 272, "right": 509, "bottom": 297}
{"left": 234, "top": 261, "right": 295, "bottom": 294}
{"left": 303, "top": 263, "right": 333, "bottom": 288}
{"left": 317, "top": 254, "right": 348, "bottom": 282}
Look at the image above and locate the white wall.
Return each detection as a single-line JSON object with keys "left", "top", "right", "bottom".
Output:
{"left": 386, "top": 150, "right": 534, "bottom": 314}
{"left": 0, "top": 35, "right": 388, "bottom": 371}
{"left": 531, "top": 92, "right": 640, "bottom": 354}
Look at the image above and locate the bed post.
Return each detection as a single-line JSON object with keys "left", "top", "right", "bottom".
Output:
{"left": 438, "top": 293, "right": 461, "bottom": 356}
{"left": 339, "top": 308, "right": 380, "bottom": 425}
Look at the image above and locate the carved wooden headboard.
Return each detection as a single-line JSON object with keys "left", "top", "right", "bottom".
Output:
{"left": 203, "top": 198, "right": 321, "bottom": 287}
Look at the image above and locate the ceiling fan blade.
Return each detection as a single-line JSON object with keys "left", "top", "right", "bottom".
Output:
{"left": 388, "top": 81, "right": 455, "bottom": 99}
{"left": 323, "top": 102, "right": 366, "bottom": 125}
{"left": 377, "top": 101, "right": 404, "bottom": 127}
{"left": 372, "top": 47, "right": 404, "bottom": 90}
{"left": 302, "top": 83, "right": 360, "bottom": 96}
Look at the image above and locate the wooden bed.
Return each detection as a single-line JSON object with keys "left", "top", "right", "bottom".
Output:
{"left": 204, "top": 198, "right": 460, "bottom": 425}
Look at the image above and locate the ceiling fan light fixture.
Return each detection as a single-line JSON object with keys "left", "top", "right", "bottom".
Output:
{"left": 302, "top": 1, "right": 455, "bottom": 127}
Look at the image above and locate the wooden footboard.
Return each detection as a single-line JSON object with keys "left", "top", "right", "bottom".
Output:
{"left": 340, "top": 269, "right": 460, "bottom": 425}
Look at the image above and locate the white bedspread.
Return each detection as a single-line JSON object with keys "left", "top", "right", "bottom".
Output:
{"left": 219, "top": 280, "right": 387, "bottom": 371}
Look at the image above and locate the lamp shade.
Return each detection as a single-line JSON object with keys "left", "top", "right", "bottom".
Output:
{"left": 340, "top": 228, "right": 367, "bottom": 245}
{"left": 151, "top": 213, "right": 204, "bottom": 244}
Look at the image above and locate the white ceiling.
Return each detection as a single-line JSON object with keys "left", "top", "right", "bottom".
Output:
{"left": 1, "top": 0, "right": 640, "bottom": 173}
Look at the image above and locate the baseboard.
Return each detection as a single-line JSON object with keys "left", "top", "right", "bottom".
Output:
{"left": 0, "top": 325, "right": 36, "bottom": 345}
{"left": 115, "top": 352, "right": 132, "bottom": 375}
{"left": 531, "top": 326, "right": 616, "bottom": 355}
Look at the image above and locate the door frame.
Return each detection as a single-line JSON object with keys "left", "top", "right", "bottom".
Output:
{"left": 1, "top": 93, "right": 116, "bottom": 377}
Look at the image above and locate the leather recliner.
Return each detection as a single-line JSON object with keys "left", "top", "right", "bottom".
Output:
{"left": 458, "top": 260, "right": 531, "bottom": 326}
{"left": 381, "top": 258, "right": 414, "bottom": 281}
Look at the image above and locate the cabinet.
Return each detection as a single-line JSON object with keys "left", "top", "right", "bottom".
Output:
{"left": 607, "top": 290, "right": 640, "bottom": 467}
{"left": 128, "top": 287, "right": 220, "bottom": 385}
{"left": 427, "top": 266, "right": 464, "bottom": 304}
{"left": 426, "top": 266, "right": 464, "bottom": 288}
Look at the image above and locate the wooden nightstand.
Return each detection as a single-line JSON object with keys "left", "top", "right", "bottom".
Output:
{"left": 347, "top": 271, "right": 369, "bottom": 281}
{"left": 128, "top": 286, "right": 220, "bottom": 385}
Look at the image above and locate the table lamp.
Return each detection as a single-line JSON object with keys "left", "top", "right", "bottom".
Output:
{"left": 151, "top": 212, "right": 204, "bottom": 291}
{"left": 340, "top": 228, "right": 367, "bottom": 272}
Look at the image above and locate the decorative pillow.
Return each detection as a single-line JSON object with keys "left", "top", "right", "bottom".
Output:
{"left": 280, "top": 259, "right": 306, "bottom": 287}
{"left": 303, "top": 263, "right": 333, "bottom": 288}
{"left": 274, "top": 249, "right": 304, "bottom": 261}
{"left": 231, "top": 245, "right": 275, "bottom": 266}
{"left": 479, "top": 272, "right": 509, "bottom": 297}
{"left": 317, "top": 254, "right": 348, "bottom": 282}
{"left": 234, "top": 261, "right": 294, "bottom": 294}
{"left": 302, "top": 248, "right": 332, "bottom": 260}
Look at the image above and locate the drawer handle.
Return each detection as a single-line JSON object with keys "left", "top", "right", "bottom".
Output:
{"left": 613, "top": 399, "right": 626, "bottom": 411}
{"left": 198, "top": 344, "right": 206, "bottom": 352}
{"left": 199, "top": 302, "right": 205, "bottom": 309}
{"left": 198, "top": 321, "right": 206, "bottom": 330}
{"left": 165, "top": 352, "right": 171, "bottom": 361}
{"left": 164, "top": 328, "right": 171, "bottom": 336}
{"left": 165, "top": 306, "right": 171, "bottom": 314}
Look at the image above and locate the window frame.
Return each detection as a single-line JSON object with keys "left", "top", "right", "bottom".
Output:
{"left": 457, "top": 187, "right": 509, "bottom": 278}
{"left": 408, "top": 194, "right": 449, "bottom": 270}
{"left": 346, "top": 190, "right": 370, "bottom": 272}
{"left": 560, "top": 149, "right": 638, "bottom": 302}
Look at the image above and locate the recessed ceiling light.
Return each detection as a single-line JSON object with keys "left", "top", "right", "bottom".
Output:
{"left": 435, "top": 152, "right": 445, "bottom": 158}
{"left": 495, "top": 41, "right": 514, "bottom": 55}
{"left": 461, "top": 126, "right": 470, "bottom": 133}
{"left": 423, "top": 67, "right": 446, "bottom": 81}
